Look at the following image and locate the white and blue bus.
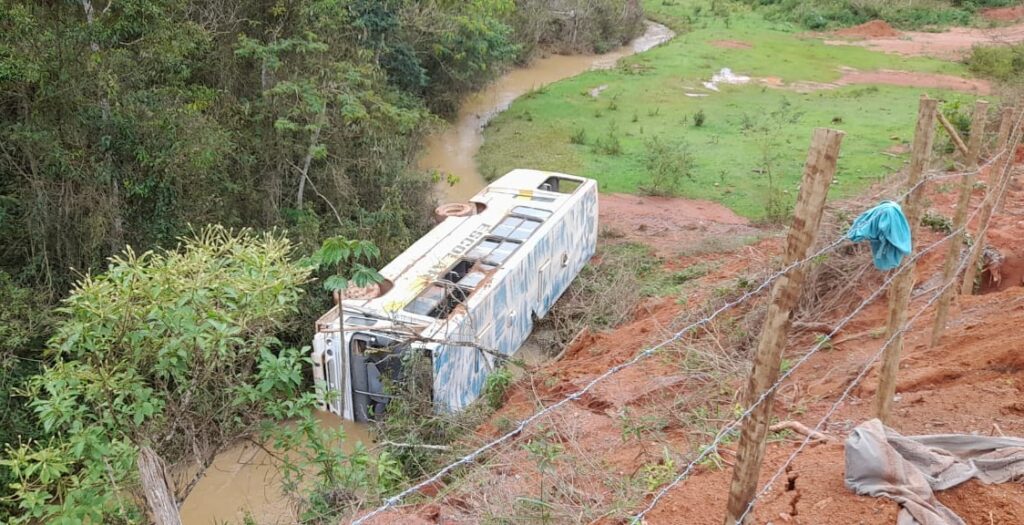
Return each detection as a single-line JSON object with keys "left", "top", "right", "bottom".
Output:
{"left": 311, "top": 169, "right": 598, "bottom": 421}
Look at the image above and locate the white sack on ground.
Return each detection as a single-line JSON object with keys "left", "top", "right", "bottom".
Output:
{"left": 844, "top": 418, "right": 1024, "bottom": 525}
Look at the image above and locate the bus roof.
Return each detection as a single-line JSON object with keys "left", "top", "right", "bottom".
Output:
{"left": 316, "top": 169, "right": 594, "bottom": 330}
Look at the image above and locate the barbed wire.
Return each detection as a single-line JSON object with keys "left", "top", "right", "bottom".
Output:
{"left": 350, "top": 236, "right": 851, "bottom": 524}
{"left": 630, "top": 186, "right": 997, "bottom": 523}
{"left": 729, "top": 119, "right": 1024, "bottom": 521}
{"left": 354, "top": 136, "right": 1017, "bottom": 524}
{"left": 730, "top": 245, "right": 974, "bottom": 524}
{"left": 893, "top": 148, "right": 1009, "bottom": 198}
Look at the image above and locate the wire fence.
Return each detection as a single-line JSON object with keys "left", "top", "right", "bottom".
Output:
{"left": 352, "top": 148, "right": 1012, "bottom": 524}
{"left": 631, "top": 145, "right": 1013, "bottom": 522}
{"left": 351, "top": 237, "right": 849, "bottom": 524}
{"left": 730, "top": 246, "right": 974, "bottom": 524}
{"left": 629, "top": 192, "right": 990, "bottom": 523}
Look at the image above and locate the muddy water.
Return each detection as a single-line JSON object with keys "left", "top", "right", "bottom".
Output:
{"left": 420, "top": 21, "right": 675, "bottom": 202}
{"left": 180, "top": 411, "right": 372, "bottom": 524}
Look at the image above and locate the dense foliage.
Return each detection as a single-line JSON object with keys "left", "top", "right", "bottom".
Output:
{"left": 0, "top": 0, "right": 644, "bottom": 521}
{"left": 0, "top": 0, "right": 644, "bottom": 299}
{"left": 966, "top": 42, "right": 1024, "bottom": 82}
{"left": 0, "top": 272, "right": 51, "bottom": 498}
{"left": 742, "top": 0, "right": 1018, "bottom": 30}
{"left": 512, "top": 0, "right": 645, "bottom": 56}
{"left": 0, "top": 228, "right": 313, "bottom": 522}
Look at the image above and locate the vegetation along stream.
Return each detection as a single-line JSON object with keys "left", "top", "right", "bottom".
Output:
{"left": 422, "top": 21, "right": 675, "bottom": 202}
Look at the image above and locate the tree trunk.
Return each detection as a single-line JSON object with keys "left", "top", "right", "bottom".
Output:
{"left": 137, "top": 447, "right": 182, "bottom": 525}
{"left": 81, "top": 0, "right": 125, "bottom": 254}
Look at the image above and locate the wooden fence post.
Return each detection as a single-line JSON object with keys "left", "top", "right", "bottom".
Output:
{"left": 874, "top": 97, "right": 938, "bottom": 424}
{"left": 960, "top": 107, "right": 1019, "bottom": 296}
{"left": 995, "top": 107, "right": 1019, "bottom": 215}
{"left": 723, "top": 128, "right": 844, "bottom": 525}
{"left": 930, "top": 100, "right": 988, "bottom": 347}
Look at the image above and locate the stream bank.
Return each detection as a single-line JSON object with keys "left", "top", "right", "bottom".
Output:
{"left": 419, "top": 21, "right": 675, "bottom": 202}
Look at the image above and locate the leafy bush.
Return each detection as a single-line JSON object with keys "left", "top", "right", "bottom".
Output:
{"left": 640, "top": 137, "right": 696, "bottom": 196}
{"left": 266, "top": 409, "right": 405, "bottom": 523}
{"left": 921, "top": 211, "right": 953, "bottom": 233}
{"left": 692, "top": 108, "right": 707, "bottom": 127}
{"left": 939, "top": 97, "right": 975, "bottom": 154}
{"left": 1, "top": 227, "right": 313, "bottom": 523}
{"left": 741, "top": 99, "right": 804, "bottom": 222}
{"left": 483, "top": 367, "right": 514, "bottom": 410}
{"left": 570, "top": 127, "right": 588, "bottom": 145}
{"left": 966, "top": 43, "right": 1024, "bottom": 82}
{"left": 593, "top": 122, "right": 624, "bottom": 155}
{"left": 745, "top": 0, "right": 1014, "bottom": 30}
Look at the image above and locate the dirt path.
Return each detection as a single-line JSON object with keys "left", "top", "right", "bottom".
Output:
{"left": 824, "top": 20, "right": 1024, "bottom": 60}
{"left": 762, "top": 67, "right": 992, "bottom": 95}
{"left": 599, "top": 193, "right": 760, "bottom": 257}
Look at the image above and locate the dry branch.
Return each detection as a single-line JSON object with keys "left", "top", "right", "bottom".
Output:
{"left": 770, "top": 421, "right": 835, "bottom": 443}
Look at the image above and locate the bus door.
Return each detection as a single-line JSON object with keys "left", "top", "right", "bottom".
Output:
{"left": 349, "top": 332, "right": 407, "bottom": 422}
{"left": 311, "top": 331, "right": 345, "bottom": 416}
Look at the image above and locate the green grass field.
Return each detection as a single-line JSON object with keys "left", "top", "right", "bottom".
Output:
{"left": 477, "top": 1, "right": 985, "bottom": 219}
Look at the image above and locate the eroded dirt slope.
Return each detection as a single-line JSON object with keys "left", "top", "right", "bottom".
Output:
{"left": 360, "top": 154, "right": 1024, "bottom": 525}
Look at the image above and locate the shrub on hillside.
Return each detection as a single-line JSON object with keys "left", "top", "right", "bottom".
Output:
{"left": 640, "top": 137, "right": 696, "bottom": 196}
{"left": 510, "top": 0, "right": 645, "bottom": 58}
{"left": 0, "top": 227, "right": 314, "bottom": 523}
{"left": 745, "top": 0, "right": 1015, "bottom": 30}
{"left": 966, "top": 43, "right": 1024, "bottom": 82}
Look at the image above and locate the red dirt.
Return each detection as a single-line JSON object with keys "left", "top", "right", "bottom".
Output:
{"left": 760, "top": 68, "right": 991, "bottom": 95}
{"left": 982, "top": 5, "right": 1024, "bottom": 22}
{"left": 836, "top": 69, "right": 991, "bottom": 94}
{"left": 711, "top": 39, "right": 753, "bottom": 49}
{"left": 598, "top": 193, "right": 759, "bottom": 257}
{"left": 825, "top": 22, "right": 1024, "bottom": 60}
{"left": 359, "top": 155, "right": 1024, "bottom": 524}
{"left": 834, "top": 20, "right": 900, "bottom": 39}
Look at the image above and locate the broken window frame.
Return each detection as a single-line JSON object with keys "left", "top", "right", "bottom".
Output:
{"left": 403, "top": 206, "right": 551, "bottom": 319}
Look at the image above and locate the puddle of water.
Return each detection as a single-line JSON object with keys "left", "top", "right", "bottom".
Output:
{"left": 420, "top": 21, "right": 675, "bottom": 202}
{"left": 179, "top": 411, "right": 372, "bottom": 525}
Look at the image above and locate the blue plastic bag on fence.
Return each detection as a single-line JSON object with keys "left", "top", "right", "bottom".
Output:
{"left": 847, "top": 201, "right": 912, "bottom": 271}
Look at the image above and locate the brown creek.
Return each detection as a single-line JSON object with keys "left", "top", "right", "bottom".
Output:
{"left": 179, "top": 411, "right": 372, "bottom": 524}
{"left": 421, "top": 21, "right": 674, "bottom": 202}
{"left": 181, "top": 20, "right": 674, "bottom": 525}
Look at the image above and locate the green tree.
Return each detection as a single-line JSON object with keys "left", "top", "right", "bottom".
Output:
{"left": 310, "top": 236, "right": 385, "bottom": 293}
{"left": 1, "top": 227, "right": 312, "bottom": 523}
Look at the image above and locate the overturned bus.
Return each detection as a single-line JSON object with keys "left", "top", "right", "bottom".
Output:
{"left": 311, "top": 170, "right": 598, "bottom": 421}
